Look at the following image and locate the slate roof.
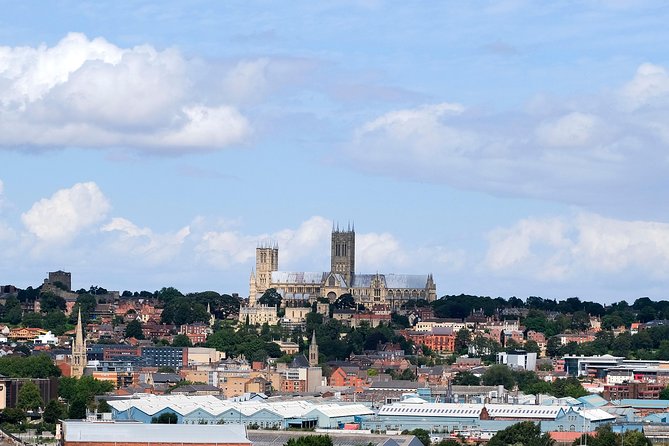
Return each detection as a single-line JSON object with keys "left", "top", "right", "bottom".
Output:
{"left": 271, "top": 272, "right": 325, "bottom": 284}
{"left": 290, "top": 354, "right": 310, "bottom": 368}
{"left": 352, "top": 274, "right": 428, "bottom": 289}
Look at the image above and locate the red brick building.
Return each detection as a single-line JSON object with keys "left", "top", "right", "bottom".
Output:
{"left": 603, "top": 381, "right": 664, "bottom": 400}
{"left": 329, "top": 366, "right": 368, "bottom": 388}
{"left": 403, "top": 327, "right": 455, "bottom": 353}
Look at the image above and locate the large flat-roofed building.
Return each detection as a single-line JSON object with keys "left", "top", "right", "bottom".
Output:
{"left": 563, "top": 355, "right": 625, "bottom": 377}
{"left": 107, "top": 394, "right": 373, "bottom": 429}
{"left": 61, "top": 421, "right": 251, "bottom": 446}
{"left": 248, "top": 226, "right": 436, "bottom": 310}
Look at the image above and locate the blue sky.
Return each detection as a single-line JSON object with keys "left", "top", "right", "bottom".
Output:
{"left": 2, "top": 1, "right": 669, "bottom": 302}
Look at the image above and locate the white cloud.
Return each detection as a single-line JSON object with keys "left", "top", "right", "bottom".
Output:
{"left": 0, "top": 33, "right": 252, "bottom": 153}
{"left": 356, "top": 231, "right": 408, "bottom": 271}
{"left": 195, "top": 216, "right": 332, "bottom": 270}
{"left": 486, "top": 212, "right": 669, "bottom": 281}
{"left": 342, "top": 63, "right": 669, "bottom": 214}
{"left": 535, "top": 112, "right": 603, "bottom": 148}
{"left": 196, "top": 230, "right": 259, "bottom": 269}
{"left": 619, "top": 63, "right": 669, "bottom": 110}
{"left": 21, "top": 182, "right": 110, "bottom": 243}
{"left": 101, "top": 217, "right": 190, "bottom": 265}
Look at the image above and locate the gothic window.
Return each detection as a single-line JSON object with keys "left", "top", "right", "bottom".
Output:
{"left": 328, "top": 276, "right": 335, "bottom": 286}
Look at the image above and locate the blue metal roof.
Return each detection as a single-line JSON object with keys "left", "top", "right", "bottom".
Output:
{"left": 617, "top": 399, "right": 669, "bottom": 409}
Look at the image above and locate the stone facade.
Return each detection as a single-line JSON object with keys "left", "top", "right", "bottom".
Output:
{"left": 238, "top": 305, "right": 279, "bottom": 325}
{"left": 247, "top": 225, "right": 436, "bottom": 310}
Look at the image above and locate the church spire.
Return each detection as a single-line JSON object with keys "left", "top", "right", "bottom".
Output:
{"left": 207, "top": 303, "right": 215, "bottom": 327}
{"left": 308, "top": 331, "right": 319, "bottom": 367}
{"left": 71, "top": 308, "right": 87, "bottom": 378}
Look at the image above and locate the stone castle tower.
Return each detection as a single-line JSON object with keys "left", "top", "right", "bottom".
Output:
{"left": 249, "top": 242, "right": 279, "bottom": 306}
{"left": 71, "top": 308, "right": 87, "bottom": 378}
{"left": 309, "top": 331, "right": 319, "bottom": 366}
{"left": 331, "top": 223, "right": 355, "bottom": 286}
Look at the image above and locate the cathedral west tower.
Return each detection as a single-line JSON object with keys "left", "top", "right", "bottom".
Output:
{"left": 249, "top": 243, "right": 279, "bottom": 306}
{"left": 331, "top": 224, "right": 355, "bottom": 286}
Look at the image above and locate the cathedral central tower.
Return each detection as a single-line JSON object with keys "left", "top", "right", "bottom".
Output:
{"left": 331, "top": 224, "right": 355, "bottom": 286}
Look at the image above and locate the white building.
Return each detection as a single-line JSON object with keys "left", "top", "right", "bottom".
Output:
{"left": 497, "top": 350, "right": 537, "bottom": 371}
{"left": 33, "top": 331, "right": 58, "bottom": 345}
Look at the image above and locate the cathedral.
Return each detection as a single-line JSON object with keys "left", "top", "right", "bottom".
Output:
{"left": 248, "top": 224, "right": 437, "bottom": 310}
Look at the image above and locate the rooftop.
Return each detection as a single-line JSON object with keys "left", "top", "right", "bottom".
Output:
{"left": 62, "top": 421, "right": 250, "bottom": 444}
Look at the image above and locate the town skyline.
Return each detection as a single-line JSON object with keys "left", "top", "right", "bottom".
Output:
{"left": 2, "top": 2, "right": 669, "bottom": 301}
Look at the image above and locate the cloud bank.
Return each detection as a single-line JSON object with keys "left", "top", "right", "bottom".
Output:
{"left": 3, "top": 180, "right": 669, "bottom": 298}
{"left": 486, "top": 212, "right": 669, "bottom": 283}
{"left": 343, "top": 63, "right": 669, "bottom": 216}
{"left": 0, "top": 33, "right": 250, "bottom": 153}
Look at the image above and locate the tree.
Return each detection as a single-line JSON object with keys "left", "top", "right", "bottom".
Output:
{"left": 59, "top": 376, "right": 115, "bottom": 405}
{"left": 125, "top": 319, "right": 144, "bottom": 339}
{"left": 39, "top": 292, "right": 66, "bottom": 312}
{"left": 488, "top": 421, "right": 554, "bottom": 446}
{"left": 157, "top": 287, "right": 183, "bottom": 302}
{"left": 333, "top": 293, "right": 355, "bottom": 310}
{"left": 97, "top": 399, "right": 112, "bottom": 413}
{"left": 481, "top": 364, "right": 515, "bottom": 390}
{"left": 409, "top": 429, "right": 431, "bottom": 446}
{"left": 68, "top": 397, "right": 87, "bottom": 419}
{"left": 524, "top": 340, "right": 541, "bottom": 355}
{"left": 546, "top": 337, "right": 562, "bottom": 358}
{"left": 572, "top": 425, "right": 652, "bottom": 446}
{"left": 0, "top": 407, "right": 26, "bottom": 425}
{"left": 70, "top": 294, "right": 97, "bottom": 324}
{"left": 257, "top": 288, "right": 282, "bottom": 308}
{"left": 43, "top": 399, "right": 66, "bottom": 423}
{"left": 17, "top": 381, "right": 43, "bottom": 411}
{"left": 22, "top": 311, "right": 43, "bottom": 328}
{"left": 285, "top": 435, "right": 333, "bottom": 446}
{"left": 452, "top": 371, "right": 480, "bottom": 386}
{"left": 44, "top": 310, "right": 68, "bottom": 335}
{"left": 0, "top": 354, "right": 61, "bottom": 378}
{"left": 151, "top": 412, "right": 178, "bottom": 424}
{"left": 571, "top": 311, "right": 590, "bottom": 331}
{"left": 172, "top": 334, "right": 193, "bottom": 347}
{"left": 455, "top": 329, "right": 471, "bottom": 355}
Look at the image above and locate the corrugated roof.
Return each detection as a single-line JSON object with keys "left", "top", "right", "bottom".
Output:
{"left": 306, "top": 403, "right": 374, "bottom": 418}
{"left": 108, "top": 394, "right": 352, "bottom": 420}
{"left": 578, "top": 408, "right": 616, "bottom": 422}
{"left": 62, "top": 421, "right": 250, "bottom": 444}
{"left": 577, "top": 394, "right": 608, "bottom": 408}
{"left": 617, "top": 399, "right": 669, "bottom": 409}
{"left": 378, "top": 402, "right": 565, "bottom": 420}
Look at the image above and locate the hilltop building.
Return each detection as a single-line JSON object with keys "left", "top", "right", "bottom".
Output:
{"left": 248, "top": 224, "right": 436, "bottom": 310}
